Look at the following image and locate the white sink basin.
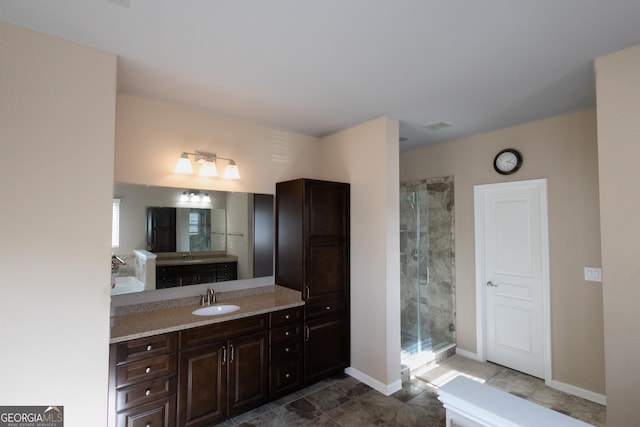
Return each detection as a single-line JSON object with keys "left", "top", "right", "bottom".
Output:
{"left": 192, "top": 304, "right": 240, "bottom": 316}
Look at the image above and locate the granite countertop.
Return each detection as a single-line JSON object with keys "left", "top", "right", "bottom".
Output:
{"left": 110, "top": 285, "right": 303, "bottom": 344}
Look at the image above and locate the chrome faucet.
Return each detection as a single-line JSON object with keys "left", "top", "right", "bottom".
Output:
{"left": 111, "top": 254, "right": 126, "bottom": 273}
{"left": 201, "top": 288, "right": 216, "bottom": 306}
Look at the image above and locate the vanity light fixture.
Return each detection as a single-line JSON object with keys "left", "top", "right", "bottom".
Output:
{"left": 180, "top": 191, "right": 189, "bottom": 202}
{"left": 174, "top": 151, "right": 240, "bottom": 179}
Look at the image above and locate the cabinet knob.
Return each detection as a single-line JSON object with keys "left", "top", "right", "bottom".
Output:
{"left": 285, "top": 373, "right": 290, "bottom": 379}
{"left": 146, "top": 424, "right": 151, "bottom": 427}
{"left": 284, "top": 331, "right": 290, "bottom": 336}
{"left": 146, "top": 345, "right": 152, "bottom": 351}
{"left": 285, "top": 314, "right": 291, "bottom": 320}
{"left": 325, "top": 306, "right": 331, "bottom": 310}
{"left": 284, "top": 347, "right": 290, "bottom": 353}
{"left": 145, "top": 367, "right": 151, "bottom": 374}
{"left": 145, "top": 389, "right": 151, "bottom": 396}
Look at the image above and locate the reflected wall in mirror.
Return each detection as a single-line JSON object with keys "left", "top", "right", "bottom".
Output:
{"left": 112, "top": 183, "right": 274, "bottom": 295}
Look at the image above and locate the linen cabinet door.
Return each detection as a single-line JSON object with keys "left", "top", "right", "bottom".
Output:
{"left": 227, "top": 332, "right": 268, "bottom": 416}
{"left": 304, "top": 315, "right": 349, "bottom": 384}
{"left": 178, "top": 342, "right": 227, "bottom": 427}
{"left": 304, "top": 181, "right": 349, "bottom": 303}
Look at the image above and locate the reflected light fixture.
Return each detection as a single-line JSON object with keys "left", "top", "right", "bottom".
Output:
{"left": 179, "top": 190, "right": 211, "bottom": 204}
{"left": 189, "top": 190, "right": 200, "bottom": 202}
{"left": 174, "top": 151, "right": 240, "bottom": 179}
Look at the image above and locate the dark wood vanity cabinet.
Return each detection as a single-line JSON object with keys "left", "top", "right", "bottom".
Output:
{"left": 177, "top": 316, "right": 269, "bottom": 427}
{"left": 276, "top": 178, "right": 350, "bottom": 385}
{"left": 109, "top": 333, "right": 178, "bottom": 427}
{"left": 156, "top": 262, "right": 237, "bottom": 289}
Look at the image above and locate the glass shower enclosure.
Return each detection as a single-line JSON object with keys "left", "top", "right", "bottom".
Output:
{"left": 400, "top": 177, "right": 455, "bottom": 368}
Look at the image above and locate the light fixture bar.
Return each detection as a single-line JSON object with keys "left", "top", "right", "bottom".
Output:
{"left": 174, "top": 150, "right": 240, "bottom": 179}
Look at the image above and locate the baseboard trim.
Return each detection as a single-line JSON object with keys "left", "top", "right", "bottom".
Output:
{"left": 551, "top": 380, "right": 606, "bottom": 406}
{"left": 454, "top": 348, "right": 480, "bottom": 361}
{"left": 345, "top": 367, "right": 402, "bottom": 396}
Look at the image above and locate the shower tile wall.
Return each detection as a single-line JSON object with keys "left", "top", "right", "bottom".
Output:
{"left": 400, "top": 177, "right": 455, "bottom": 355}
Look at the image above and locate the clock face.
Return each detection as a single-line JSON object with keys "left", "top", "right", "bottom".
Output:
{"left": 494, "top": 149, "right": 522, "bottom": 175}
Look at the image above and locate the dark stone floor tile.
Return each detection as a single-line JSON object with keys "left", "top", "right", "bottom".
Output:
{"left": 305, "top": 386, "right": 351, "bottom": 412}
{"left": 326, "top": 398, "right": 394, "bottom": 426}
{"left": 301, "top": 414, "right": 341, "bottom": 426}
{"left": 273, "top": 398, "right": 323, "bottom": 426}
{"left": 392, "top": 381, "right": 429, "bottom": 403}
{"left": 234, "top": 410, "right": 289, "bottom": 427}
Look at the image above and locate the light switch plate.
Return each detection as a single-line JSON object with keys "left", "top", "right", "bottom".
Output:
{"left": 584, "top": 267, "right": 602, "bottom": 282}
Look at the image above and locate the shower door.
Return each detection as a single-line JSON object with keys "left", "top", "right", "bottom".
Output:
{"left": 400, "top": 177, "right": 455, "bottom": 367}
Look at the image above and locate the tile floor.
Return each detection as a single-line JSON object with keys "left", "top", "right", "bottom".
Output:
{"left": 214, "top": 354, "right": 606, "bottom": 426}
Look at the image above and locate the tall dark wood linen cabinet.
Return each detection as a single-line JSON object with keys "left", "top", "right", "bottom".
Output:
{"left": 275, "top": 178, "right": 350, "bottom": 385}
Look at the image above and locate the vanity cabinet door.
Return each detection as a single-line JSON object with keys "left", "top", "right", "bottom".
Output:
{"left": 178, "top": 342, "right": 227, "bottom": 427}
{"left": 228, "top": 332, "right": 268, "bottom": 416}
{"left": 177, "top": 315, "right": 268, "bottom": 427}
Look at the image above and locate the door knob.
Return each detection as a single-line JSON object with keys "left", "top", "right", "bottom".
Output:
{"left": 486, "top": 281, "right": 498, "bottom": 287}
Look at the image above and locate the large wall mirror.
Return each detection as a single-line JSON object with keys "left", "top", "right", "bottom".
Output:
{"left": 112, "top": 183, "right": 274, "bottom": 295}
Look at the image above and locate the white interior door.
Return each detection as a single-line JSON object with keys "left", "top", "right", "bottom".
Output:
{"left": 474, "top": 179, "right": 550, "bottom": 380}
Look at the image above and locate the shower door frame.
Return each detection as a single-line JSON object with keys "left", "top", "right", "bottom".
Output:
{"left": 400, "top": 176, "right": 456, "bottom": 362}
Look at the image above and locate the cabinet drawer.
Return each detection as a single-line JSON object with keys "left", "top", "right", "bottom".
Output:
{"left": 270, "top": 324, "right": 303, "bottom": 344}
{"left": 269, "top": 307, "right": 303, "bottom": 327}
{"left": 179, "top": 315, "right": 267, "bottom": 348}
{"left": 305, "top": 298, "right": 346, "bottom": 320}
{"left": 116, "top": 375, "right": 177, "bottom": 411}
{"left": 116, "top": 396, "right": 176, "bottom": 427}
{"left": 116, "top": 333, "right": 177, "bottom": 364}
{"left": 215, "top": 270, "right": 233, "bottom": 281}
{"left": 215, "top": 262, "right": 235, "bottom": 271}
{"left": 116, "top": 354, "right": 177, "bottom": 388}
{"left": 270, "top": 339, "right": 303, "bottom": 362}
{"left": 270, "top": 358, "right": 303, "bottom": 398}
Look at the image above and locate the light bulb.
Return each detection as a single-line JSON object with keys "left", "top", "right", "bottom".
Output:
{"left": 199, "top": 160, "right": 218, "bottom": 177}
{"left": 223, "top": 160, "right": 240, "bottom": 179}
{"left": 174, "top": 153, "right": 193, "bottom": 174}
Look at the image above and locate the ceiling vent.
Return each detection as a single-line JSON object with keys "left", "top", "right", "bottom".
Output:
{"left": 424, "top": 121, "right": 452, "bottom": 131}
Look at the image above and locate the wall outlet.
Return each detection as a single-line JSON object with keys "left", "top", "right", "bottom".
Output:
{"left": 584, "top": 267, "right": 602, "bottom": 282}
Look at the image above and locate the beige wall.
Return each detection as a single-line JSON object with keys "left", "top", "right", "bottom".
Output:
{"left": 321, "top": 117, "right": 402, "bottom": 389}
{"left": 0, "top": 21, "right": 116, "bottom": 425}
{"left": 400, "top": 109, "right": 605, "bottom": 395}
{"left": 595, "top": 43, "right": 640, "bottom": 425}
{"left": 115, "top": 94, "right": 324, "bottom": 194}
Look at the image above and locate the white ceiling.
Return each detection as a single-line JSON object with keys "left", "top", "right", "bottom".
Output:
{"left": 2, "top": 1, "right": 639, "bottom": 151}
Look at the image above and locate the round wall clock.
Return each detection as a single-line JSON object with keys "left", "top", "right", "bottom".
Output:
{"left": 493, "top": 148, "right": 522, "bottom": 175}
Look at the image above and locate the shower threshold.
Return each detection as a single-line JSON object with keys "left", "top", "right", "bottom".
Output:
{"left": 401, "top": 343, "right": 457, "bottom": 377}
